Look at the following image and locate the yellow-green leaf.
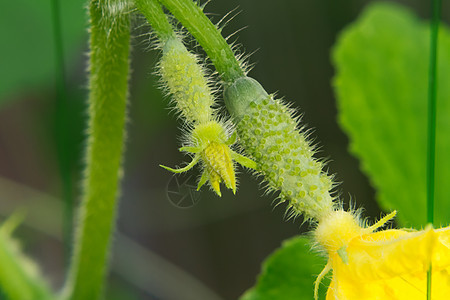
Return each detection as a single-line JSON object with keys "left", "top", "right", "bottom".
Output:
{"left": 333, "top": 2, "right": 450, "bottom": 227}
{"left": 240, "top": 236, "right": 328, "bottom": 300}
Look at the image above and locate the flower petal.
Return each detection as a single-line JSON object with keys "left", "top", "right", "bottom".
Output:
{"left": 327, "top": 226, "right": 450, "bottom": 299}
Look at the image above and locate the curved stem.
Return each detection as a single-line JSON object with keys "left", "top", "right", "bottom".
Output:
{"left": 136, "top": 0, "right": 174, "bottom": 41}
{"left": 158, "top": 0, "right": 244, "bottom": 83}
{"left": 62, "top": 1, "right": 132, "bottom": 299}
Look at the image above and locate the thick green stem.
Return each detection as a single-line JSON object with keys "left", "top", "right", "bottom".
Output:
{"left": 62, "top": 1, "right": 131, "bottom": 299}
{"left": 158, "top": 0, "right": 244, "bottom": 83}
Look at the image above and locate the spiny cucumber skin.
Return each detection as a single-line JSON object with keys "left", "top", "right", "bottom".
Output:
{"left": 159, "top": 37, "right": 213, "bottom": 124}
{"left": 224, "top": 77, "right": 335, "bottom": 221}
{"left": 156, "top": 35, "right": 247, "bottom": 196}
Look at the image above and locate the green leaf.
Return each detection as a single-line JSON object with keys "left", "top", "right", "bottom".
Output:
{"left": 240, "top": 236, "right": 328, "bottom": 300}
{"left": 0, "top": 214, "right": 54, "bottom": 300}
{"left": 333, "top": 2, "right": 450, "bottom": 227}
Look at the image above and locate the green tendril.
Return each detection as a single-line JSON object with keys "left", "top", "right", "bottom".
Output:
{"left": 426, "top": 0, "right": 441, "bottom": 298}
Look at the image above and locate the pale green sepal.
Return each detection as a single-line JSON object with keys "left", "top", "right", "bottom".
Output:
{"left": 226, "top": 131, "right": 237, "bottom": 145}
{"left": 337, "top": 246, "right": 349, "bottom": 265}
{"left": 179, "top": 146, "right": 200, "bottom": 153}
{"left": 197, "top": 171, "right": 209, "bottom": 191}
{"left": 160, "top": 155, "right": 200, "bottom": 173}
{"left": 231, "top": 152, "right": 257, "bottom": 170}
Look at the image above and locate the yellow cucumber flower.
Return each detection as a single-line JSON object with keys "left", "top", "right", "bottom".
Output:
{"left": 161, "top": 121, "right": 256, "bottom": 196}
{"left": 314, "top": 210, "right": 450, "bottom": 300}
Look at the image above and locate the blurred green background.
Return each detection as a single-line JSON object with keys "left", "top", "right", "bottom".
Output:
{"left": 1, "top": 0, "right": 449, "bottom": 299}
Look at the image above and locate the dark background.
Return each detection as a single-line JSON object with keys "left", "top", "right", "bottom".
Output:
{"left": 1, "top": 0, "right": 449, "bottom": 299}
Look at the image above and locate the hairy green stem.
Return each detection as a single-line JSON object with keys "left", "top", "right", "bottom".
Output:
{"left": 158, "top": 0, "right": 244, "bottom": 83}
{"left": 136, "top": 0, "right": 174, "bottom": 41}
{"left": 62, "top": 1, "right": 131, "bottom": 299}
